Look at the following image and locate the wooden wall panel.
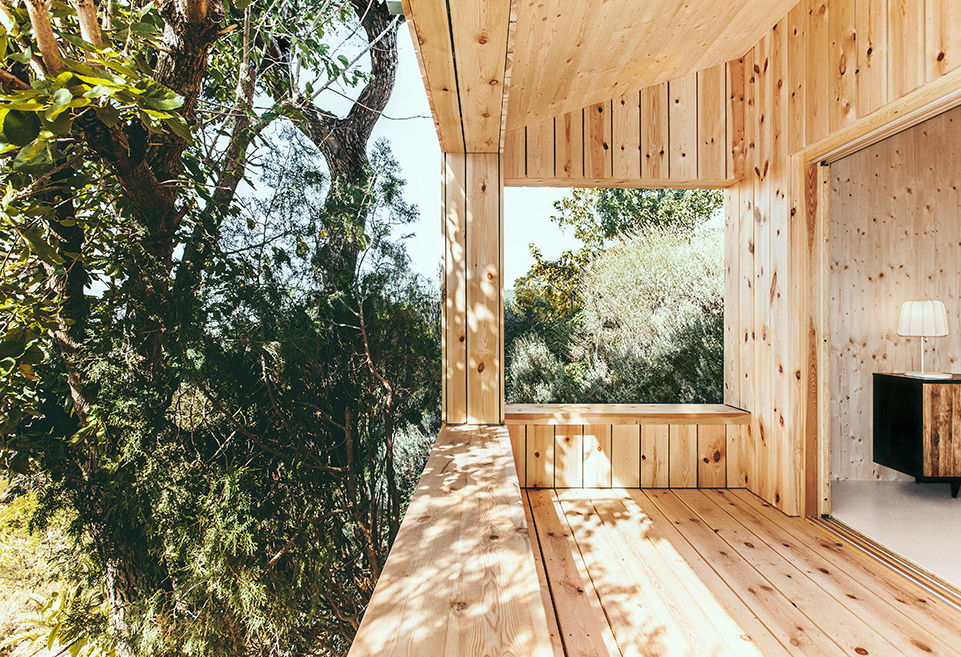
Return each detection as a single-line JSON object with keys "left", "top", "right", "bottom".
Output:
{"left": 669, "top": 73, "right": 699, "bottom": 180}
{"left": 830, "top": 106, "right": 961, "bottom": 481}
{"left": 724, "top": 185, "right": 740, "bottom": 407}
{"left": 642, "top": 82, "right": 670, "bottom": 179}
{"left": 805, "top": 0, "right": 830, "bottom": 144}
{"left": 856, "top": 0, "right": 887, "bottom": 116}
{"left": 465, "top": 154, "right": 502, "bottom": 424}
{"left": 698, "top": 63, "right": 727, "bottom": 180}
{"left": 698, "top": 425, "right": 727, "bottom": 487}
{"left": 527, "top": 425, "right": 554, "bottom": 488}
{"left": 508, "top": 424, "right": 526, "bottom": 487}
{"left": 612, "top": 91, "right": 641, "bottom": 178}
{"left": 527, "top": 119, "right": 555, "bottom": 179}
{"left": 583, "top": 425, "right": 613, "bottom": 488}
{"left": 641, "top": 424, "right": 670, "bottom": 487}
{"left": 612, "top": 425, "right": 640, "bottom": 487}
{"left": 509, "top": 420, "right": 743, "bottom": 490}
{"left": 926, "top": 0, "right": 961, "bottom": 81}
{"left": 555, "top": 111, "right": 583, "bottom": 178}
{"left": 554, "top": 425, "right": 583, "bottom": 487}
{"left": 669, "top": 425, "right": 698, "bottom": 488}
{"left": 503, "top": 128, "right": 526, "bottom": 180}
{"left": 585, "top": 102, "right": 613, "bottom": 178}
{"left": 442, "top": 154, "right": 467, "bottom": 424}
{"left": 828, "top": 0, "right": 856, "bottom": 132}
{"left": 503, "top": 65, "right": 740, "bottom": 186}
{"left": 887, "top": 0, "right": 925, "bottom": 100}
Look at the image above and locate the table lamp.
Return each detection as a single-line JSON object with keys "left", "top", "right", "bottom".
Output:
{"left": 898, "top": 300, "right": 950, "bottom": 379}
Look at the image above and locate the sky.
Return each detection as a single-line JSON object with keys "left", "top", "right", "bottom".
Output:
{"left": 367, "top": 36, "right": 579, "bottom": 286}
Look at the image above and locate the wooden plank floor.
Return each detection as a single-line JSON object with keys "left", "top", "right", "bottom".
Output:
{"left": 525, "top": 488, "right": 961, "bottom": 657}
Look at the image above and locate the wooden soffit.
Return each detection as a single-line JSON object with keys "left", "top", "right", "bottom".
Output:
{"left": 506, "top": 0, "right": 800, "bottom": 131}
{"left": 403, "top": 0, "right": 799, "bottom": 148}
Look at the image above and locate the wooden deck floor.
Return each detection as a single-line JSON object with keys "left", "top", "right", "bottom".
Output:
{"left": 525, "top": 488, "right": 961, "bottom": 657}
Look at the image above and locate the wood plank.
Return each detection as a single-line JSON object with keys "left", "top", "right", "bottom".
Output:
{"left": 699, "top": 64, "right": 728, "bottom": 179}
{"left": 787, "top": 3, "right": 806, "bottom": 153}
{"left": 448, "top": 0, "right": 511, "bottom": 150}
{"left": 698, "top": 424, "right": 727, "bottom": 487}
{"left": 526, "top": 490, "right": 619, "bottom": 657}
{"left": 522, "top": 492, "right": 568, "bottom": 657}
{"left": 612, "top": 90, "right": 641, "bottom": 179}
{"left": 622, "top": 490, "right": 794, "bottom": 657}
{"left": 707, "top": 490, "right": 961, "bottom": 657}
{"left": 641, "top": 489, "right": 858, "bottom": 657}
{"left": 503, "top": 128, "right": 526, "bottom": 179}
{"left": 527, "top": 118, "right": 555, "bottom": 179}
{"left": 611, "top": 425, "right": 640, "bottom": 488}
{"left": 730, "top": 488, "right": 961, "bottom": 645}
{"left": 727, "top": 57, "right": 747, "bottom": 180}
{"left": 805, "top": 0, "right": 830, "bottom": 144}
{"left": 560, "top": 496, "right": 741, "bottom": 657}
{"left": 641, "top": 424, "right": 670, "bottom": 487}
{"left": 739, "top": 49, "right": 756, "bottom": 411}
{"left": 726, "top": 424, "right": 753, "bottom": 488}
{"left": 888, "top": 0, "right": 926, "bottom": 100}
{"left": 555, "top": 110, "right": 583, "bottom": 179}
{"left": 673, "top": 490, "right": 908, "bottom": 657}
{"left": 585, "top": 101, "right": 612, "bottom": 178}
{"left": 401, "top": 0, "right": 463, "bottom": 152}
{"left": 443, "top": 153, "right": 467, "bottom": 424}
{"left": 554, "top": 424, "right": 583, "bottom": 488}
{"left": 582, "top": 424, "right": 612, "bottom": 488}
{"left": 642, "top": 82, "right": 669, "bottom": 179}
{"left": 527, "top": 424, "right": 554, "bottom": 488}
{"left": 926, "top": 0, "right": 961, "bottom": 81}
{"left": 725, "top": 186, "right": 741, "bottom": 406}
{"left": 856, "top": 0, "right": 888, "bottom": 116}
{"left": 669, "top": 424, "right": 698, "bottom": 488}
{"left": 348, "top": 427, "right": 552, "bottom": 657}
{"left": 505, "top": 403, "right": 751, "bottom": 425}
{"left": 669, "top": 72, "right": 698, "bottom": 179}
{"left": 829, "top": 0, "right": 857, "bottom": 132}
{"left": 465, "top": 153, "right": 501, "bottom": 424}
{"left": 508, "top": 424, "right": 526, "bottom": 487}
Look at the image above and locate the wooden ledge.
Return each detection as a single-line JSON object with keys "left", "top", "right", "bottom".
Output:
{"left": 504, "top": 403, "right": 751, "bottom": 425}
{"left": 346, "top": 426, "right": 554, "bottom": 657}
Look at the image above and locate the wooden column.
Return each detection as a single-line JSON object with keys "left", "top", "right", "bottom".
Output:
{"left": 443, "top": 152, "right": 503, "bottom": 425}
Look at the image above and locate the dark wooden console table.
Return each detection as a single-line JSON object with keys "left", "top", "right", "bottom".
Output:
{"left": 874, "top": 373, "right": 961, "bottom": 497}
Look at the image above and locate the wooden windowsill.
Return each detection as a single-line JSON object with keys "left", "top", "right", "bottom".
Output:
{"left": 504, "top": 403, "right": 751, "bottom": 425}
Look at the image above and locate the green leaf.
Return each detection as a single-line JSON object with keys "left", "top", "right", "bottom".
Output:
{"left": 140, "top": 94, "right": 184, "bottom": 111}
{"left": 2, "top": 110, "right": 40, "bottom": 147}
{"left": 15, "top": 225, "right": 64, "bottom": 265}
{"left": 11, "top": 139, "right": 53, "bottom": 173}
{"left": 163, "top": 113, "right": 190, "bottom": 140}
{"left": 94, "top": 103, "right": 119, "bottom": 127}
{"left": 44, "top": 87, "right": 72, "bottom": 122}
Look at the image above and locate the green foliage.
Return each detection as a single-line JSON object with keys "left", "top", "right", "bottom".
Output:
{"left": 506, "top": 188, "right": 724, "bottom": 405}
{"left": 0, "top": 2, "right": 437, "bottom": 656}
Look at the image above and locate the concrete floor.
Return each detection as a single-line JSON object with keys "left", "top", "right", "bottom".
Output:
{"left": 831, "top": 479, "right": 961, "bottom": 590}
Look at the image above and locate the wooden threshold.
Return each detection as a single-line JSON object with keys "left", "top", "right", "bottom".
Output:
{"left": 504, "top": 403, "right": 751, "bottom": 425}
{"left": 526, "top": 487, "right": 961, "bottom": 657}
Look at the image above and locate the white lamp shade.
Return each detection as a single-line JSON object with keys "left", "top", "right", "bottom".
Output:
{"left": 898, "top": 300, "right": 949, "bottom": 337}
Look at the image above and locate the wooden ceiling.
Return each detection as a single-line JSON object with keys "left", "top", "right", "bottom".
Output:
{"left": 506, "top": 0, "right": 799, "bottom": 131}
{"left": 403, "top": 0, "right": 799, "bottom": 151}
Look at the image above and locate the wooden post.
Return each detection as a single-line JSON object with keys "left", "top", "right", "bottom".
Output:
{"left": 442, "top": 152, "right": 504, "bottom": 425}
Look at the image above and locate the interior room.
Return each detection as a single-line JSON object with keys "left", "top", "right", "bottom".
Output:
{"left": 828, "top": 104, "right": 961, "bottom": 590}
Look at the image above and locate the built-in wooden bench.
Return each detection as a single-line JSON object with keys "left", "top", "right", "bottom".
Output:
{"left": 345, "top": 425, "right": 554, "bottom": 657}
{"left": 504, "top": 403, "right": 753, "bottom": 490}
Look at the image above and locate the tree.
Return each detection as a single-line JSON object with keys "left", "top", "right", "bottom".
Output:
{"left": 0, "top": 1, "right": 435, "bottom": 654}
{"left": 505, "top": 187, "right": 723, "bottom": 395}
